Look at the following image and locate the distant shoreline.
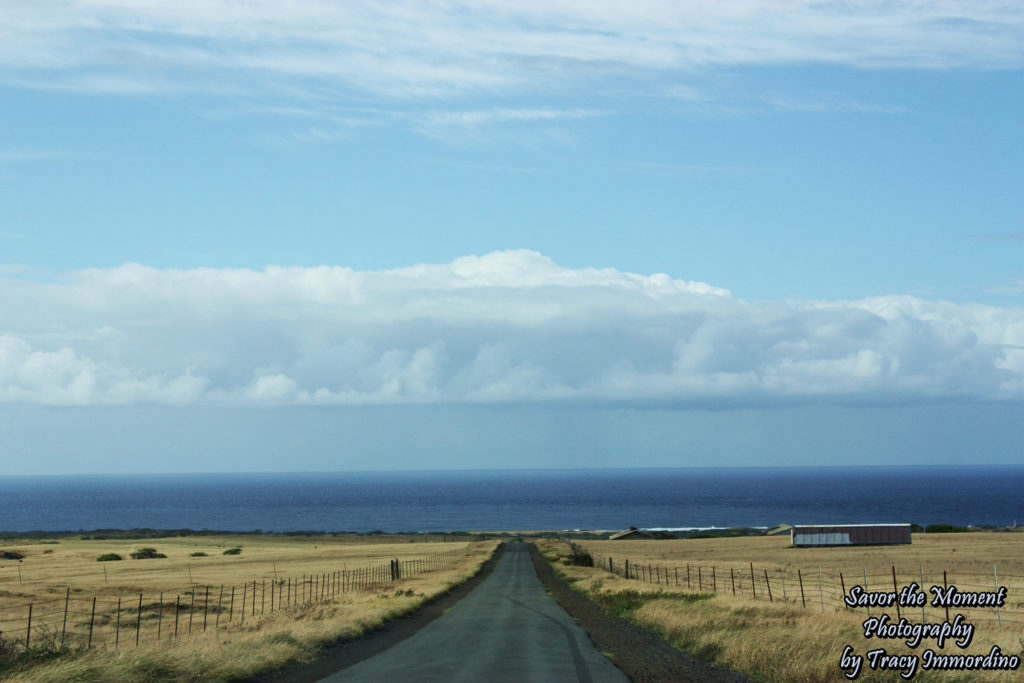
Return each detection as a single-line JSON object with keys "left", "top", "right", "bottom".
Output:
{"left": 3, "top": 524, "right": 1018, "bottom": 541}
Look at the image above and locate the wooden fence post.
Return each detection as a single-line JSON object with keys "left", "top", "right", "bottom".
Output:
{"left": 920, "top": 566, "right": 926, "bottom": 624}
{"left": 216, "top": 585, "right": 224, "bottom": 628}
{"left": 174, "top": 595, "right": 180, "bottom": 637}
{"left": 157, "top": 592, "right": 163, "bottom": 640}
{"left": 241, "top": 584, "right": 246, "bottom": 623}
{"left": 88, "top": 597, "right": 96, "bottom": 648}
{"left": 26, "top": 604, "right": 32, "bottom": 651}
{"left": 994, "top": 564, "right": 1002, "bottom": 629}
{"left": 229, "top": 587, "right": 235, "bottom": 622}
{"left": 136, "top": 593, "right": 142, "bottom": 646}
{"left": 891, "top": 566, "right": 901, "bottom": 620}
{"left": 781, "top": 570, "right": 787, "bottom": 602}
{"left": 863, "top": 568, "right": 870, "bottom": 617}
{"left": 764, "top": 569, "right": 773, "bottom": 602}
{"left": 115, "top": 597, "right": 121, "bottom": 648}
{"left": 943, "top": 571, "right": 949, "bottom": 623}
{"left": 840, "top": 573, "right": 847, "bottom": 608}
{"left": 61, "top": 587, "right": 70, "bottom": 647}
{"left": 712, "top": 567, "right": 717, "bottom": 593}
{"left": 697, "top": 566, "right": 702, "bottom": 590}
{"left": 189, "top": 590, "right": 195, "bottom": 634}
{"left": 798, "top": 569, "right": 806, "bottom": 608}
{"left": 819, "top": 564, "right": 824, "bottom": 613}
{"left": 205, "top": 585, "right": 210, "bottom": 631}
{"left": 750, "top": 563, "right": 757, "bottom": 599}
{"left": 730, "top": 568, "right": 735, "bottom": 595}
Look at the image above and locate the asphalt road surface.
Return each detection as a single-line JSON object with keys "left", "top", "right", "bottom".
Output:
{"left": 321, "top": 541, "right": 629, "bottom": 682}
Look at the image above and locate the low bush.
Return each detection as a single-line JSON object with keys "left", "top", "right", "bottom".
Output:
{"left": 190, "top": 551, "right": 208, "bottom": 557}
{"left": 223, "top": 547, "right": 243, "bottom": 555}
{"left": 566, "top": 547, "right": 595, "bottom": 567}
{"left": 129, "top": 547, "right": 167, "bottom": 559}
{"left": 96, "top": 553, "right": 122, "bottom": 562}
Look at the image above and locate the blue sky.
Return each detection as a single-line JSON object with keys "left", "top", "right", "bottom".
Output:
{"left": 0, "top": 2, "right": 1022, "bottom": 474}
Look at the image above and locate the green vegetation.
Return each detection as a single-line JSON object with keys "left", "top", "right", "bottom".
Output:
{"left": 222, "top": 547, "right": 243, "bottom": 555}
{"left": 129, "top": 547, "right": 167, "bottom": 559}
{"left": 95, "top": 553, "right": 122, "bottom": 562}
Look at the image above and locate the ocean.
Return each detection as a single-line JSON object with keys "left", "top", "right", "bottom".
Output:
{"left": 1, "top": 466, "right": 1021, "bottom": 533}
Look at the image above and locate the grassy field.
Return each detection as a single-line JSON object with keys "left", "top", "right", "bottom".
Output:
{"left": 0, "top": 534, "right": 498, "bottom": 681}
{"left": 541, "top": 533, "right": 1024, "bottom": 682}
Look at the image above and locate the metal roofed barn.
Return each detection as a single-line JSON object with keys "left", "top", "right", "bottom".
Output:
{"left": 791, "top": 523, "right": 911, "bottom": 547}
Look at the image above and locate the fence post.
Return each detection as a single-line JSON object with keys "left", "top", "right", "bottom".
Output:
{"left": 994, "top": 564, "right": 1002, "bottom": 629}
{"left": 698, "top": 566, "right": 702, "bottom": 590}
{"left": 798, "top": 569, "right": 806, "bottom": 607}
{"left": 891, "top": 566, "right": 901, "bottom": 620}
{"left": 88, "top": 597, "right": 96, "bottom": 648}
{"left": 864, "top": 568, "right": 870, "bottom": 618}
{"left": 229, "top": 586, "right": 235, "bottom": 622}
{"left": 115, "top": 597, "right": 122, "bottom": 648}
{"left": 241, "top": 584, "right": 246, "bottom": 623}
{"left": 174, "top": 595, "right": 180, "bottom": 637}
{"left": 781, "top": 569, "right": 787, "bottom": 602}
{"left": 764, "top": 569, "right": 773, "bottom": 602}
{"left": 840, "top": 573, "right": 847, "bottom": 608}
{"left": 731, "top": 567, "right": 736, "bottom": 595}
{"left": 188, "top": 590, "right": 195, "bottom": 634}
{"left": 819, "top": 564, "right": 824, "bottom": 613}
{"left": 205, "top": 585, "right": 210, "bottom": 631}
{"left": 943, "top": 571, "right": 949, "bottom": 623}
{"left": 686, "top": 564, "right": 690, "bottom": 588}
{"left": 26, "top": 604, "right": 32, "bottom": 651}
{"left": 61, "top": 587, "right": 70, "bottom": 647}
{"left": 262, "top": 580, "right": 266, "bottom": 614}
{"left": 625, "top": 559, "right": 630, "bottom": 579}
{"left": 158, "top": 592, "right": 163, "bottom": 640}
{"left": 217, "top": 585, "right": 224, "bottom": 628}
{"left": 920, "top": 566, "right": 926, "bottom": 623}
{"left": 751, "top": 563, "right": 757, "bottom": 599}
{"left": 136, "top": 593, "right": 142, "bottom": 646}
{"left": 712, "top": 567, "right": 717, "bottom": 593}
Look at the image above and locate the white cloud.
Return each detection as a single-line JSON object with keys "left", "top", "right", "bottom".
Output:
{"left": 0, "top": 250, "right": 1021, "bottom": 406}
{"left": 1, "top": 1, "right": 1020, "bottom": 103}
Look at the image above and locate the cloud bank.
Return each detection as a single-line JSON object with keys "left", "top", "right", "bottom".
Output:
{"left": 1, "top": 250, "right": 1021, "bottom": 407}
{"left": 2, "top": 1, "right": 1020, "bottom": 101}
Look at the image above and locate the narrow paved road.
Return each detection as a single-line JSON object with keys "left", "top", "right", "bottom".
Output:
{"left": 321, "top": 541, "right": 629, "bottom": 682}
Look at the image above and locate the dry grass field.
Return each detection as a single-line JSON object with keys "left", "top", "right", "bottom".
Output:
{"left": 541, "top": 533, "right": 1024, "bottom": 682}
{"left": 0, "top": 534, "right": 498, "bottom": 681}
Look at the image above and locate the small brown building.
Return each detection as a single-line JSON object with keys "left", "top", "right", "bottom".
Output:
{"left": 608, "top": 527, "right": 653, "bottom": 540}
{"left": 791, "top": 523, "right": 911, "bottom": 547}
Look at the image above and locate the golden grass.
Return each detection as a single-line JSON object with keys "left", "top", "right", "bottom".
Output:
{"left": 539, "top": 536, "right": 1024, "bottom": 682}
{"left": 0, "top": 536, "right": 498, "bottom": 682}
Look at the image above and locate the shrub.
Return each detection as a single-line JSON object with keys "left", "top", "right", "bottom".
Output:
{"left": 129, "top": 547, "right": 167, "bottom": 559}
{"left": 223, "top": 547, "right": 242, "bottom": 555}
{"left": 96, "top": 553, "right": 122, "bottom": 562}
{"left": 567, "top": 547, "right": 595, "bottom": 567}
{"left": 190, "top": 551, "right": 208, "bottom": 557}
{"left": 925, "top": 524, "right": 969, "bottom": 534}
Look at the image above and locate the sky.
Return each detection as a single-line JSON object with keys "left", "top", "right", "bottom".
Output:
{"left": 0, "top": 1, "right": 1022, "bottom": 474}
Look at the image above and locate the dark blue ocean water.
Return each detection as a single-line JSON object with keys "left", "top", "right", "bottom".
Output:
{"left": 0, "top": 467, "right": 1021, "bottom": 533}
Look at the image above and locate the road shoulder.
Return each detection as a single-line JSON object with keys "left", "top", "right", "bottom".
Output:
{"left": 528, "top": 543, "right": 753, "bottom": 683}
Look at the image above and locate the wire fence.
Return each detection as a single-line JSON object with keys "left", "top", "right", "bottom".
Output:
{"left": 0, "top": 546, "right": 468, "bottom": 655}
{"left": 564, "top": 541, "right": 1024, "bottom": 631}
